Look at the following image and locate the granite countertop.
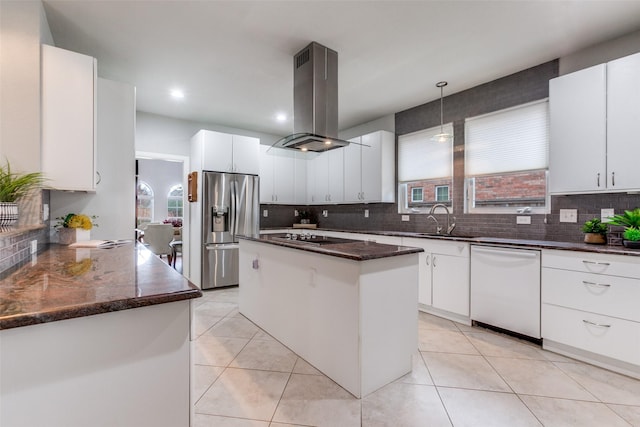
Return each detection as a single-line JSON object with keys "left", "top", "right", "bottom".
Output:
{"left": 238, "top": 233, "right": 424, "bottom": 261}
{"left": 0, "top": 243, "right": 202, "bottom": 330}
{"left": 262, "top": 227, "right": 640, "bottom": 257}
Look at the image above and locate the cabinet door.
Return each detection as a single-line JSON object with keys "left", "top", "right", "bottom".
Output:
{"left": 343, "top": 137, "right": 362, "bottom": 202}
{"left": 420, "top": 252, "right": 433, "bottom": 306}
{"left": 432, "top": 254, "right": 469, "bottom": 316}
{"left": 202, "top": 131, "right": 233, "bottom": 172}
{"left": 42, "top": 45, "right": 97, "bottom": 191}
{"left": 327, "top": 149, "right": 344, "bottom": 203}
{"left": 273, "top": 149, "right": 295, "bottom": 204}
{"left": 360, "top": 132, "right": 383, "bottom": 202}
{"left": 232, "top": 135, "right": 259, "bottom": 174}
{"left": 258, "top": 145, "right": 275, "bottom": 203}
{"left": 307, "top": 153, "right": 327, "bottom": 204}
{"left": 549, "top": 64, "right": 607, "bottom": 194}
{"left": 607, "top": 52, "right": 640, "bottom": 191}
{"left": 293, "top": 152, "right": 308, "bottom": 204}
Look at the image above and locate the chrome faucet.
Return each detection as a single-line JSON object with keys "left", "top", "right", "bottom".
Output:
{"left": 429, "top": 203, "right": 456, "bottom": 235}
{"left": 426, "top": 215, "right": 442, "bottom": 234}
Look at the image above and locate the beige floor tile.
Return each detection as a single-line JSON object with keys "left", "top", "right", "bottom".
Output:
{"left": 193, "top": 365, "right": 225, "bottom": 403}
{"left": 251, "top": 329, "right": 277, "bottom": 341}
{"left": 201, "top": 287, "right": 240, "bottom": 303}
{"left": 554, "top": 361, "right": 640, "bottom": 406}
{"left": 193, "top": 313, "right": 225, "bottom": 336}
{"left": 229, "top": 339, "right": 298, "bottom": 372}
{"left": 395, "top": 351, "right": 434, "bottom": 385}
{"left": 196, "top": 301, "right": 238, "bottom": 317}
{"left": 194, "top": 335, "right": 249, "bottom": 367}
{"left": 419, "top": 329, "right": 480, "bottom": 354}
{"left": 292, "top": 357, "right": 323, "bottom": 376}
{"left": 608, "top": 404, "right": 640, "bottom": 426}
{"left": 418, "top": 311, "right": 460, "bottom": 331}
{"left": 269, "top": 423, "right": 308, "bottom": 427}
{"left": 422, "top": 352, "right": 511, "bottom": 392}
{"left": 272, "top": 373, "right": 361, "bottom": 427}
{"left": 362, "top": 382, "right": 451, "bottom": 427}
{"left": 487, "top": 357, "right": 597, "bottom": 401}
{"left": 205, "top": 315, "right": 260, "bottom": 339}
{"left": 464, "top": 331, "right": 547, "bottom": 360}
{"left": 193, "top": 413, "right": 269, "bottom": 427}
{"left": 196, "top": 368, "right": 290, "bottom": 421}
{"left": 438, "top": 387, "right": 542, "bottom": 427}
{"left": 521, "top": 395, "right": 631, "bottom": 427}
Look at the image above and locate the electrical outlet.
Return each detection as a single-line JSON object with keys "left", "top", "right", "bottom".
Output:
{"left": 43, "top": 203, "right": 49, "bottom": 221}
{"left": 364, "top": 209, "right": 369, "bottom": 218}
{"left": 30, "top": 240, "right": 38, "bottom": 254}
{"left": 322, "top": 210, "right": 328, "bottom": 217}
{"left": 294, "top": 209, "right": 299, "bottom": 217}
{"left": 601, "top": 208, "right": 615, "bottom": 222}
{"left": 559, "top": 209, "right": 578, "bottom": 223}
{"left": 401, "top": 215, "right": 410, "bottom": 222}
{"left": 263, "top": 209, "right": 268, "bottom": 218}
{"left": 516, "top": 216, "right": 531, "bottom": 225}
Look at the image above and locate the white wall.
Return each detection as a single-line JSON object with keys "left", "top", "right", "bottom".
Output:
{"left": 560, "top": 29, "right": 640, "bottom": 75}
{"left": 137, "top": 158, "right": 183, "bottom": 223}
{"left": 50, "top": 78, "right": 136, "bottom": 241}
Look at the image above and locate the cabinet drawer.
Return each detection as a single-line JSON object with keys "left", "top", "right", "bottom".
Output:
{"left": 542, "top": 249, "right": 640, "bottom": 279}
{"left": 542, "top": 303, "right": 640, "bottom": 366}
{"left": 542, "top": 268, "right": 640, "bottom": 322}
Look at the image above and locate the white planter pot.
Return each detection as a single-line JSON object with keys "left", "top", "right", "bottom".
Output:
{"left": 0, "top": 202, "right": 18, "bottom": 226}
{"left": 58, "top": 228, "right": 91, "bottom": 245}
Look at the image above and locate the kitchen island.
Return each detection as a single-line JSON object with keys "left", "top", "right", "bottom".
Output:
{"left": 0, "top": 243, "right": 201, "bottom": 427}
{"left": 238, "top": 234, "right": 422, "bottom": 398}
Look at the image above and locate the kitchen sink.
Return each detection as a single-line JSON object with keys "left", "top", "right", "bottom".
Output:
{"left": 406, "top": 232, "right": 476, "bottom": 239}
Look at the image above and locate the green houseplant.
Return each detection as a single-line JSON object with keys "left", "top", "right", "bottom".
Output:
{"left": 581, "top": 218, "right": 608, "bottom": 244}
{"left": 0, "top": 161, "right": 45, "bottom": 226}
{"left": 607, "top": 208, "right": 640, "bottom": 249}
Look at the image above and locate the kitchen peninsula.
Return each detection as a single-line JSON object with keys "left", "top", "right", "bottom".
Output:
{"left": 238, "top": 234, "right": 422, "bottom": 398}
{"left": 0, "top": 243, "right": 201, "bottom": 427}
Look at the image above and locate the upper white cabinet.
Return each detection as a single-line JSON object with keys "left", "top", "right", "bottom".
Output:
{"left": 307, "top": 149, "right": 344, "bottom": 204}
{"left": 191, "top": 130, "right": 259, "bottom": 174}
{"left": 343, "top": 130, "right": 395, "bottom": 203}
{"left": 259, "top": 146, "right": 306, "bottom": 204}
{"left": 41, "top": 44, "right": 97, "bottom": 191}
{"left": 549, "top": 52, "right": 640, "bottom": 194}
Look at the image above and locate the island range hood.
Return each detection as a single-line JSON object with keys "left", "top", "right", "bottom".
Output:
{"left": 273, "top": 42, "right": 352, "bottom": 152}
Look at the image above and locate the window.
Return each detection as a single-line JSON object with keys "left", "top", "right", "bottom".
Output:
{"left": 398, "top": 123, "right": 453, "bottom": 213}
{"left": 411, "top": 187, "right": 424, "bottom": 203}
{"left": 167, "top": 184, "right": 183, "bottom": 219}
{"left": 435, "top": 185, "right": 449, "bottom": 202}
{"left": 464, "top": 100, "right": 549, "bottom": 213}
{"left": 136, "top": 181, "right": 154, "bottom": 227}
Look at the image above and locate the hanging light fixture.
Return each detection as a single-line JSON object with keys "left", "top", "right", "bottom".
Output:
{"left": 431, "top": 81, "right": 453, "bottom": 143}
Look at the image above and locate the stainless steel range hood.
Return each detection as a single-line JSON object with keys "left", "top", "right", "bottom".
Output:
{"left": 273, "top": 42, "right": 351, "bottom": 152}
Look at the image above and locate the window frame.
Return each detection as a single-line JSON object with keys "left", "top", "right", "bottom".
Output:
{"left": 136, "top": 180, "right": 154, "bottom": 227}
{"left": 411, "top": 187, "right": 424, "bottom": 203}
{"left": 167, "top": 184, "right": 184, "bottom": 219}
{"left": 435, "top": 185, "right": 450, "bottom": 202}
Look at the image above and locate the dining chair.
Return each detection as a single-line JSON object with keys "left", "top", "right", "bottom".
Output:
{"left": 142, "top": 223, "right": 175, "bottom": 264}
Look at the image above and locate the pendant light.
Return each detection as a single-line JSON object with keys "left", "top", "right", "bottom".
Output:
{"left": 431, "top": 81, "right": 453, "bottom": 143}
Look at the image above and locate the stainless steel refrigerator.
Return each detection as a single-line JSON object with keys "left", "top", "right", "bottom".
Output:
{"left": 201, "top": 171, "right": 259, "bottom": 289}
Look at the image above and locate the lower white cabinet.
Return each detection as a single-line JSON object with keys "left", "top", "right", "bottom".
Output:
{"left": 541, "top": 249, "right": 640, "bottom": 378}
{"left": 402, "top": 237, "right": 470, "bottom": 322}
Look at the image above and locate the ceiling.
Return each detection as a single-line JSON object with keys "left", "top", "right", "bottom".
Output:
{"left": 42, "top": 1, "right": 640, "bottom": 137}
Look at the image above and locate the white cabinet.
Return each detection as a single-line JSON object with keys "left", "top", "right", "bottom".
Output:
{"left": 41, "top": 44, "right": 97, "bottom": 191}
{"left": 192, "top": 130, "right": 259, "bottom": 174}
{"left": 541, "top": 249, "right": 640, "bottom": 378}
{"left": 259, "top": 146, "right": 307, "bottom": 204}
{"left": 307, "top": 150, "right": 344, "bottom": 204}
{"left": 549, "top": 52, "right": 640, "bottom": 194}
{"left": 402, "top": 237, "right": 470, "bottom": 322}
{"left": 344, "top": 131, "right": 395, "bottom": 203}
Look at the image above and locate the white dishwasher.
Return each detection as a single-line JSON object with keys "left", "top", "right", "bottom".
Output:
{"left": 470, "top": 245, "right": 541, "bottom": 339}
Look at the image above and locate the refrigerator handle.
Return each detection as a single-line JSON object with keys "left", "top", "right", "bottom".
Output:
{"left": 230, "top": 180, "right": 238, "bottom": 237}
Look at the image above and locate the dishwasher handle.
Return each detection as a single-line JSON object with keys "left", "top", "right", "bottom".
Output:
{"left": 472, "top": 246, "right": 539, "bottom": 259}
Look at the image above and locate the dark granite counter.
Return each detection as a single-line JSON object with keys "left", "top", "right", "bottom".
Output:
{"left": 239, "top": 233, "right": 423, "bottom": 261}
{"left": 261, "top": 228, "right": 640, "bottom": 257}
{"left": 0, "top": 243, "right": 202, "bottom": 330}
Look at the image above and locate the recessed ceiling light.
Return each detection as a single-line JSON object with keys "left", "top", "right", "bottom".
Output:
{"left": 170, "top": 89, "right": 185, "bottom": 99}
{"left": 276, "top": 113, "right": 287, "bottom": 122}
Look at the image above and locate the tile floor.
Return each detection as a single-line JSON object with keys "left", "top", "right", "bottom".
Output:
{"left": 192, "top": 287, "right": 640, "bottom": 426}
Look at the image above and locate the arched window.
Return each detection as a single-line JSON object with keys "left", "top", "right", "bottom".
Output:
{"left": 167, "top": 184, "right": 183, "bottom": 219}
{"left": 136, "top": 181, "right": 154, "bottom": 227}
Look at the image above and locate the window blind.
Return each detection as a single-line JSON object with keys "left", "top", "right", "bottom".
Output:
{"left": 398, "top": 124, "right": 453, "bottom": 182}
{"left": 465, "top": 101, "right": 549, "bottom": 176}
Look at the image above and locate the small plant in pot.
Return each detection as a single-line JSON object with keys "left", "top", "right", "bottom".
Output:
{"left": 581, "top": 218, "right": 608, "bottom": 244}
{"left": 607, "top": 208, "right": 640, "bottom": 249}
{"left": 0, "top": 161, "right": 45, "bottom": 227}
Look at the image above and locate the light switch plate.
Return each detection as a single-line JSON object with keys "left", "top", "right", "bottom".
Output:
{"left": 263, "top": 209, "right": 268, "bottom": 218}
{"left": 401, "top": 215, "right": 410, "bottom": 222}
{"left": 559, "top": 209, "right": 578, "bottom": 223}
{"left": 516, "top": 216, "right": 531, "bottom": 225}
{"left": 322, "top": 210, "right": 328, "bottom": 217}
{"left": 601, "top": 208, "right": 615, "bottom": 222}
{"left": 364, "top": 209, "right": 369, "bottom": 218}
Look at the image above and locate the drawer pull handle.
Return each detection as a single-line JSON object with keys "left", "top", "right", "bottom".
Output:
{"left": 582, "top": 260, "right": 610, "bottom": 266}
{"left": 582, "top": 320, "right": 611, "bottom": 328}
{"left": 582, "top": 281, "right": 611, "bottom": 288}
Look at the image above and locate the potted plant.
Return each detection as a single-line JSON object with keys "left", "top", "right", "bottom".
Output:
{"left": 608, "top": 208, "right": 640, "bottom": 249}
{"left": 581, "top": 218, "right": 608, "bottom": 244}
{"left": 0, "top": 161, "right": 45, "bottom": 226}
{"left": 55, "top": 213, "right": 98, "bottom": 245}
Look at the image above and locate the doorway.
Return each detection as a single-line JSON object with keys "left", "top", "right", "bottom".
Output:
{"left": 135, "top": 151, "right": 190, "bottom": 278}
